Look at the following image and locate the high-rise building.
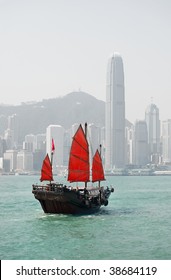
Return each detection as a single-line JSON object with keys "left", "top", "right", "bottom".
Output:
{"left": 35, "top": 134, "right": 46, "bottom": 152}
{"left": 17, "top": 150, "right": 33, "bottom": 172}
{"left": 46, "top": 125, "right": 64, "bottom": 172}
{"left": 145, "top": 103, "right": 160, "bottom": 163}
{"left": 3, "top": 150, "right": 18, "bottom": 172}
{"left": 88, "top": 123, "right": 101, "bottom": 167}
{"left": 23, "top": 134, "right": 36, "bottom": 152}
{"left": 133, "top": 120, "right": 148, "bottom": 166}
{"left": 7, "top": 114, "right": 19, "bottom": 149}
{"left": 162, "top": 119, "right": 171, "bottom": 163}
{"left": 105, "top": 53, "right": 125, "bottom": 170}
{"left": 125, "top": 126, "right": 134, "bottom": 165}
{"left": 88, "top": 123, "right": 101, "bottom": 153}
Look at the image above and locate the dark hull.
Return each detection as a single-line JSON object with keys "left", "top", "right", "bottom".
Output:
{"left": 32, "top": 184, "right": 114, "bottom": 215}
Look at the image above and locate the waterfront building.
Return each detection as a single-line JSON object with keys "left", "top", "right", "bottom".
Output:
{"left": 145, "top": 103, "right": 160, "bottom": 163}
{"left": 105, "top": 53, "right": 125, "bottom": 170}
{"left": 88, "top": 123, "right": 101, "bottom": 166}
{"left": 100, "top": 126, "right": 105, "bottom": 164}
{"left": 7, "top": 114, "right": 19, "bottom": 149}
{"left": 17, "top": 150, "right": 33, "bottom": 172}
{"left": 0, "top": 115, "right": 7, "bottom": 136}
{"left": 133, "top": 120, "right": 148, "bottom": 166}
{"left": 33, "top": 150, "right": 45, "bottom": 171}
{"left": 63, "top": 130, "right": 70, "bottom": 167}
{"left": 125, "top": 126, "right": 134, "bottom": 165}
{"left": 46, "top": 125, "right": 64, "bottom": 172}
{"left": 3, "top": 149, "right": 18, "bottom": 172}
{"left": 162, "top": 119, "right": 171, "bottom": 163}
{"left": 35, "top": 134, "right": 46, "bottom": 152}
{"left": 23, "top": 134, "right": 36, "bottom": 152}
{"left": 4, "top": 128, "right": 13, "bottom": 150}
{"left": 88, "top": 123, "right": 101, "bottom": 152}
{"left": 0, "top": 137, "right": 6, "bottom": 157}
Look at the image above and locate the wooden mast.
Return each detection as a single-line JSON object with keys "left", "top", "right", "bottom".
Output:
{"left": 98, "top": 144, "right": 102, "bottom": 188}
{"left": 50, "top": 138, "right": 55, "bottom": 184}
{"left": 85, "top": 122, "right": 88, "bottom": 189}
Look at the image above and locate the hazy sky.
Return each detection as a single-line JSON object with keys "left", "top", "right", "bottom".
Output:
{"left": 0, "top": 0, "right": 171, "bottom": 123}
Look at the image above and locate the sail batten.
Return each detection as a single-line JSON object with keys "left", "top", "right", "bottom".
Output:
{"left": 40, "top": 154, "right": 53, "bottom": 182}
{"left": 68, "top": 125, "right": 90, "bottom": 182}
{"left": 92, "top": 149, "right": 105, "bottom": 182}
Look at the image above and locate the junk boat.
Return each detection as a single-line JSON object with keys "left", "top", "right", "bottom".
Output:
{"left": 32, "top": 123, "right": 114, "bottom": 214}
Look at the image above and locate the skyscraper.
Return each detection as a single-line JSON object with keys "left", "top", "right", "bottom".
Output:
{"left": 46, "top": 125, "right": 64, "bottom": 172}
{"left": 145, "top": 103, "right": 160, "bottom": 163}
{"left": 5, "top": 114, "right": 19, "bottom": 149}
{"left": 133, "top": 120, "right": 148, "bottom": 166}
{"left": 105, "top": 53, "right": 125, "bottom": 170}
{"left": 162, "top": 119, "right": 171, "bottom": 163}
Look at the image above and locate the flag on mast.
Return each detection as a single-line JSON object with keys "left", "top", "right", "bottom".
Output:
{"left": 51, "top": 138, "right": 55, "bottom": 153}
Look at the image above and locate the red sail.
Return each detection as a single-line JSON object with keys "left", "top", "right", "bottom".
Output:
{"left": 68, "top": 125, "right": 90, "bottom": 182}
{"left": 40, "top": 154, "right": 54, "bottom": 182}
{"left": 51, "top": 138, "right": 55, "bottom": 153}
{"left": 92, "top": 149, "right": 105, "bottom": 182}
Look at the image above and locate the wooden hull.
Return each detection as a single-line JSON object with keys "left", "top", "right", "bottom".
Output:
{"left": 32, "top": 184, "right": 114, "bottom": 215}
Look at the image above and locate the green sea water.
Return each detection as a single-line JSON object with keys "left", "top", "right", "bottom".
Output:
{"left": 0, "top": 175, "right": 171, "bottom": 260}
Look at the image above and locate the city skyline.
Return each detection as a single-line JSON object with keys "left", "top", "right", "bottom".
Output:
{"left": 2, "top": 109, "right": 171, "bottom": 174}
{"left": 0, "top": 0, "right": 171, "bottom": 123}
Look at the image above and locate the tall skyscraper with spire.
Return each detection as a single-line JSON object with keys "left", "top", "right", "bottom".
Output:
{"left": 105, "top": 53, "right": 125, "bottom": 170}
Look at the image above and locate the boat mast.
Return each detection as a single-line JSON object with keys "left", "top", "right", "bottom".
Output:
{"left": 49, "top": 152, "right": 53, "bottom": 184}
{"left": 50, "top": 138, "right": 55, "bottom": 183}
{"left": 98, "top": 144, "right": 102, "bottom": 188}
{"left": 85, "top": 122, "right": 88, "bottom": 189}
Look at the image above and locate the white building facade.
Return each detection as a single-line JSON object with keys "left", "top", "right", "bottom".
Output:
{"left": 105, "top": 53, "right": 125, "bottom": 170}
{"left": 3, "top": 149, "right": 18, "bottom": 172}
{"left": 145, "top": 103, "right": 160, "bottom": 163}
{"left": 133, "top": 120, "right": 148, "bottom": 166}
{"left": 46, "top": 125, "right": 64, "bottom": 172}
{"left": 17, "top": 150, "right": 33, "bottom": 172}
{"left": 162, "top": 119, "right": 171, "bottom": 163}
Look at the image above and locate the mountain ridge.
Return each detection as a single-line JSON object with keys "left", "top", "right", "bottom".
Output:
{"left": 0, "top": 91, "right": 132, "bottom": 144}
{"left": 0, "top": 91, "right": 105, "bottom": 142}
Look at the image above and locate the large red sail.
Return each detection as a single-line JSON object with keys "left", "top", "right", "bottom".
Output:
{"left": 68, "top": 125, "right": 90, "bottom": 182}
{"left": 40, "top": 154, "right": 54, "bottom": 182}
{"left": 92, "top": 149, "right": 105, "bottom": 182}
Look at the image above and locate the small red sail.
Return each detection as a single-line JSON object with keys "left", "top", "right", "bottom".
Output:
{"left": 68, "top": 125, "right": 90, "bottom": 182}
{"left": 40, "top": 154, "right": 54, "bottom": 182}
{"left": 51, "top": 138, "right": 55, "bottom": 153}
{"left": 92, "top": 149, "right": 105, "bottom": 182}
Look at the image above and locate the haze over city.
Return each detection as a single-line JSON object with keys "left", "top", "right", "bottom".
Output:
{"left": 0, "top": 0, "right": 171, "bottom": 123}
